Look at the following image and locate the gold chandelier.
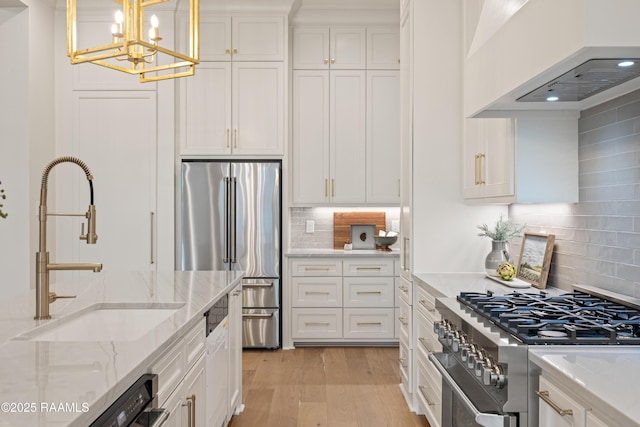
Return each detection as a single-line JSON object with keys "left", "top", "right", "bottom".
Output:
{"left": 67, "top": 0, "right": 200, "bottom": 82}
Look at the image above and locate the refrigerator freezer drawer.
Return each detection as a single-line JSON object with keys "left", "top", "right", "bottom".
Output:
{"left": 242, "top": 279, "right": 279, "bottom": 308}
{"left": 242, "top": 309, "right": 280, "bottom": 349}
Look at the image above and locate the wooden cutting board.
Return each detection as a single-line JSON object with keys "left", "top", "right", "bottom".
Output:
{"left": 333, "top": 212, "right": 386, "bottom": 249}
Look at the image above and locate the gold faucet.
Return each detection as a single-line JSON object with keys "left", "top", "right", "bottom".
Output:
{"left": 35, "top": 156, "right": 103, "bottom": 320}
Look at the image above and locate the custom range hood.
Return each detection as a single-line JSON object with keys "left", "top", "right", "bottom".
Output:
{"left": 517, "top": 58, "right": 640, "bottom": 103}
{"left": 465, "top": 0, "right": 640, "bottom": 116}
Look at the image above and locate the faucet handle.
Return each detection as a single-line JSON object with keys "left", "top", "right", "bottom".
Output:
{"left": 49, "top": 292, "right": 76, "bottom": 303}
{"left": 80, "top": 205, "right": 98, "bottom": 244}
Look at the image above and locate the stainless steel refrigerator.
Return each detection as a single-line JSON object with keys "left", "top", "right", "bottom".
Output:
{"left": 179, "top": 160, "right": 281, "bottom": 348}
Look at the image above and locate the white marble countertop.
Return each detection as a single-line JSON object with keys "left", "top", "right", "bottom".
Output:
{"left": 411, "top": 272, "right": 562, "bottom": 298}
{"left": 529, "top": 347, "right": 640, "bottom": 426}
{"left": 286, "top": 248, "right": 400, "bottom": 257}
{"left": 0, "top": 270, "right": 243, "bottom": 427}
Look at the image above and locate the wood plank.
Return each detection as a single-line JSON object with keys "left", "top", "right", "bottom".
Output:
{"left": 333, "top": 211, "right": 386, "bottom": 249}
{"left": 228, "top": 347, "right": 431, "bottom": 427}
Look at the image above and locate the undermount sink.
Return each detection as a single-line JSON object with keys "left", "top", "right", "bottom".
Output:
{"left": 14, "top": 302, "right": 185, "bottom": 342}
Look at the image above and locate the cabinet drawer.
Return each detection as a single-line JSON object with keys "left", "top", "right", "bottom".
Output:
{"left": 343, "top": 258, "right": 394, "bottom": 276}
{"left": 184, "top": 319, "right": 206, "bottom": 371}
{"left": 343, "top": 308, "right": 395, "bottom": 339}
{"left": 399, "top": 297, "right": 412, "bottom": 344}
{"left": 416, "top": 286, "right": 440, "bottom": 323}
{"left": 343, "top": 277, "right": 394, "bottom": 307}
{"left": 291, "top": 259, "right": 342, "bottom": 276}
{"left": 397, "top": 276, "right": 412, "bottom": 305}
{"left": 291, "top": 277, "right": 342, "bottom": 307}
{"left": 416, "top": 311, "right": 441, "bottom": 358}
{"left": 417, "top": 356, "right": 442, "bottom": 426}
{"left": 291, "top": 308, "right": 342, "bottom": 339}
{"left": 538, "top": 375, "right": 587, "bottom": 425}
{"left": 399, "top": 340, "right": 412, "bottom": 391}
{"left": 150, "top": 340, "right": 185, "bottom": 406}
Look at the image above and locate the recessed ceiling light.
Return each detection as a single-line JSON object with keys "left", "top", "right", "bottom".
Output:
{"left": 546, "top": 96, "right": 559, "bottom": 102}
{"left": 618, "top": 61, "right": 635, "bottom": 67}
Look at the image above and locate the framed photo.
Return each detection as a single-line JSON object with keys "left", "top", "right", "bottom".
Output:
{"left": 516, "top": 233, "right": 555, "bottom": 289}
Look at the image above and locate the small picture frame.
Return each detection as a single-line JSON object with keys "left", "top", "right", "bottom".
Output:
{"left": 516, "top": 233, "right": 555, "bottom": 289}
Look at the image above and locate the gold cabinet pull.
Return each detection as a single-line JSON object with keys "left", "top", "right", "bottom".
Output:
{"left": 418, "top": 337, "right": 433, "bottom": 353}
{"left": 233, "top": 48, "right": 238, "bottom": 54}
{"left": 324, "top": 178, "right": 328, "bottom": 198}
{"left": 225, "top": 48, "right": 231, "bottom": 54}
{"left": 331, "top": 178, "right": 335, "bottom": 197}
{"left": 478, "top": 153, "right": 485, "bottom": 184}
{"left": 324, "top": 58, "right": 329, "bottom": 64}
{"left": 305, "top": 322, "right": 330, "bottom": 326}
{"left": 474, "top": 154, "right": 478, "bottom": 184}
{"left": 330, "top": 58, "right": 336, "bottom": 64}
{"left": 418, "top": 299, "right": 436, "bottom": 312}
{"left": 182, "top": 394, "right": 196, "bottom": 427}
{"left": 226, "top": 129, "right": 230, "bottom": 148}
{"left": 234, "top": 129, "right": 238, "bottom": 148}
{"left": 304, "top": 266, "right": 330, "bottom": 271}
{"left": 418, "top": 386, "right": 436, "bottom": 406}
{"left": 536, "top": 390, "right": 573, "bottom": 417}
{"left": 305, "top": 291, "right": 330, "bottom": 295}
{"left": 357, "top": 322, "right": 382, "bottom": 326}
{"left": 357, "top": 291, "right": 382, "bottom": 295}
{"left": 356, "top": 267, "right": 381, "bottom": 270}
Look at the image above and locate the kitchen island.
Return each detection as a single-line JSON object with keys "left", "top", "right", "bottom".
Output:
{"left": 0, "top": 270, "right": 243, "bottom": 427}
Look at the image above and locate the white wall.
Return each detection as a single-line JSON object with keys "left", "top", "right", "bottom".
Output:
{"left": 411, "top": 0, "right": 505, "bottom": 273}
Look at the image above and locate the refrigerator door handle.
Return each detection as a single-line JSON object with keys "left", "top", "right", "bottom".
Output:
{"left": 223, "top": 177, "right": 230, "bottom": 264}
{"left": 231, "top": 177, "right": 237, "bottom": 264}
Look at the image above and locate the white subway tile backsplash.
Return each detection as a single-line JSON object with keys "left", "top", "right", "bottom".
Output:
{"left": 510, "top": 88, "right": 640, "bottom": 297}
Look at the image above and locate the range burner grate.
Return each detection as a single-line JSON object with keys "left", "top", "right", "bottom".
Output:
{"left": 457, "top": 291, "right": 640, "bottom": 345}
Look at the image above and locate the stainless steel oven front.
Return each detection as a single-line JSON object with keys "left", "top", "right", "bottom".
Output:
{"left": 431, "top": 297, "right": 530, "bottom": 427}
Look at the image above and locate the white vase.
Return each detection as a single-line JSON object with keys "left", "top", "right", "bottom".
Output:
{"left": 485, "top": 240, "right": 511, "bottom": 277}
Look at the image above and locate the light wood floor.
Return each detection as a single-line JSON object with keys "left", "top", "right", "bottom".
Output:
{"left": 228, "top": 346, "right": 431, "bottom": 427}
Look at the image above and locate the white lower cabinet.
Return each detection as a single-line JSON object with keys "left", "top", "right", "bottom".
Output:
{"left": 228, "top": 284, "right": 243, "bottom": 418}
{"left": 151, "top": 320, "right": 206, "bottom": 427}
{"left": 290, "top": 256, "right": 398, "bottom": 344}
{"left": 537, "top": 375, "right": 587, "bottom": 427}
{"left": 397, "top": 275, "right": 413, "bottom": 406}
{"left": 537, "top": 373, "right": 632, "bottom": 427}
{"left": 415, "top": 285, "right": 442, "bottom": 427}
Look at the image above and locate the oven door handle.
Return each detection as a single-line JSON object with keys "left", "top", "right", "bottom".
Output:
{"left": 429, "top": 353, "right": 516, "bottom": 427}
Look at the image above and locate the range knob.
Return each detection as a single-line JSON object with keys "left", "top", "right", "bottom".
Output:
{"left": 452, "top": 337, "right": 461, "bottom": 352}
{"left": 467, "top": 353, "right": 476, "bottom": 369}
{"left": 460, "top": 345, "right": 469, "bottom": 361}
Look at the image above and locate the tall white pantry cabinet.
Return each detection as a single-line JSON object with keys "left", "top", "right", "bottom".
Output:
{"left": 291, "top": 26, "right": 400, "bottom": 205}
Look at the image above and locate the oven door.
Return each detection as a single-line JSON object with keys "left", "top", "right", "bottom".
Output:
{"left": 429, "top": 353, "right": 517, "bottom": 427}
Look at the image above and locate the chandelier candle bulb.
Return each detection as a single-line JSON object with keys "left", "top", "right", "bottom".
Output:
{"left": 149, "top": 15, "right": 160, "bottom": 42}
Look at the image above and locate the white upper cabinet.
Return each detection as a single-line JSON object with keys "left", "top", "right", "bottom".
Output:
{"left": 367, "top": 27, "right": 400, "bottom": 69}
{"left": 179, "top": 62, "right": 232, "bottom": 156}
{"left": 293, "top": 27, "right": 366, "bottom": 69}
{"left": 232, "top": 62, "right": 284, "bottom": 155}
{"left": 292, "top": 70, "right": 330, "bottom": 204}
{"left": 179, "top": 14, "right": 286, "bottom": 156}
{"left": 179, "top": 62, "right": 284, "bottom": 156}
{"left": 463, "top": 114, "right": 579, "bottom": 204}
{"left": 330, "top": 70, "right": 366, "bottom": 203}
{"left": 463, "top": 118, "right": 514, "bottom": 200}
{"left": 200, "top": 15, "right": 285, "bottom": 61}
{"left": 367, "top": 70, "right": 400, "bottom": 203}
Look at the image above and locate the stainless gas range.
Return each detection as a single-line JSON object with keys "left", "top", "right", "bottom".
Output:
{"left": 430, "top": 287, "right": 640, "bottom": 427}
